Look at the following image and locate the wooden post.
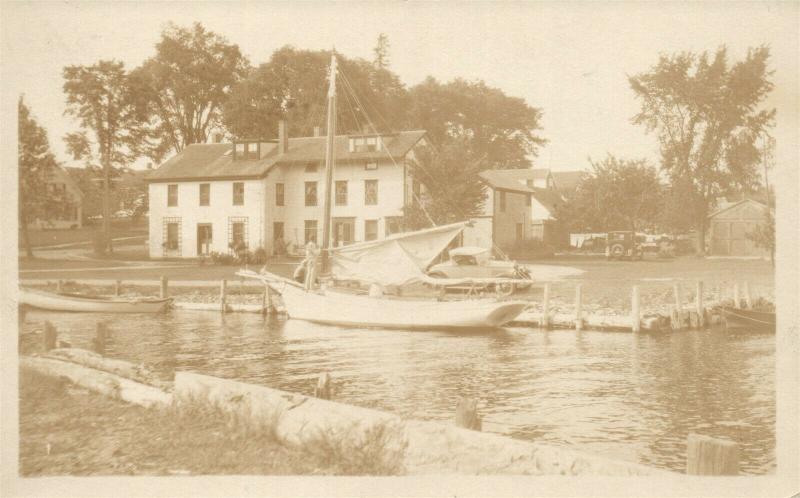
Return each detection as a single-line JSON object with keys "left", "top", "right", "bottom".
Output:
{"left": 114, "top": 280, "right": 121, "bottom": 297}
{"left": 220, "top": 279, "right": 227, "bottom": 313}
{"left": 454, "top": 397, "right": 482, "bottom": 431}
{"left": 631, "top": 285, "right": 641, "bottom": 333}
{"left": 695, "top": 281, "right": 705, "bottom": 328}
{"left": 733, "top": 282, "right": 740, "bottom": 308}
{"left": 574, "top": 284, "right": 583, "bottom": 331}
{"left": 43, "top": 321, "right": 57, "bottom": 351}
{"left": 56, "top": 280, "right": 63, "bottom": 293}
{"left": 93, "top": 322, "right": 107, "bottom": 355}
{"left": 542, "top": 283, "right": 551, "bottom": 329}
{"left": 743, "top": 281, "right": 752, "bottom": 309}
{"left": 160, "top": 276, "right": 168, "bottom": 299}
{"left": 313, "top": 372, "right": 332, "bottom": 400}
{"left": 673, "top": 283, "right": 683, "bottom": 329}
{"left": 263, "top": 286, "right": 273, "bottom": 315}
{"left": 686, "top": 433, "right": 739, "bottom": 475}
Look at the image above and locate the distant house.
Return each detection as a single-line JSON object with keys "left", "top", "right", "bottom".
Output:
{"left": 145, "top": 122, "right": 428, "bottom": 258}
{"left": 29, "top": 165, "right": 83, "bottom": 230}
{"left": 463, "top": 168, "right": 568, "bottom": 252}
{"left": 551, "top": 170, "right": 586, "bottom": 197}
{"left": 707, "top": 198, "right": 772, "bottom": 257}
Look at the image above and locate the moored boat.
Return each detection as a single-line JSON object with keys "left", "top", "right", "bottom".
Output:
{"left": 720, "top": 305, "right": 775, "bottom": 332}
{"left": 19, "top": 287, "right": 172, "bottom": 313}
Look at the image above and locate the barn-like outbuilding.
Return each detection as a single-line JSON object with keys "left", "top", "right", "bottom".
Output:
{"left": 708, "top": 199, "right": 772, "bottom": 257}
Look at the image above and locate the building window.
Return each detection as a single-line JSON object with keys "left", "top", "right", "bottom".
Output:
{"left": 247, "top": 142, "right": 259, "bottom": 159}
{"left": 228, "top": 217, "right": 248, "bottom": 251}
{"left": 305, "top": 182, "right": 317, "bottom": 206}
{"left": 365, "top": 136, "right": 377, "bottom": 151}
{"left": 275, "top": 183, "right": 284, "bottom": 206}
{"left": 234, "top": 142, "right": 258, "bottom": 160}
{"left": 335, "top": 181, "right": 348, "bottom": 206}
{"left": 526, "top": 193, "right": 531, "bottom": 207}
{"left": 385, "top": 216, "right": 403, "bottom": 235}
{"left": 167, "top": 184, "right": 178, "bottom": 207}
{"left": 233, "top": 182, "right": 244, "bottom": 206}
{"left": 305, "top": 163, "right": 318, "bottom": 173}
{"left": 162, "top": 217, "right": 181, "bottom": 256}
{"left": 365, "top": 162, "right": 377, "bottom": 170}
{"left": 234, "top": 143, "right": 245, "bottom": 160}
{"left": 365, "top": 180, "right": 378, "bottom": 205}
{"left": 516, "top": 223, "right": 523, "bottom": 242}
{"left": 304, "top": 220, "right": 318, "bottom": 245}
{"left": 199, "top": 183, "right": 210, "bottom": 206}
{"left": 526, "top": 179, "right": 534, "bottom": 188}
{"left": 499, "top": 191, "right": 506, "bottom": 212}
{"left": 365, "top": 219, "right": 378, "bottom": 241}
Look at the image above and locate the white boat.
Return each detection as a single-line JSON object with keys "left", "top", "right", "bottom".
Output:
{"left": 238, "top": 53, "right": 531, "bottom": 330}
{"left": 239, "top": 270, "right": 528, "bottom": 329}
{"left": 20, "top": 287, "right": 172, "bottom": 313}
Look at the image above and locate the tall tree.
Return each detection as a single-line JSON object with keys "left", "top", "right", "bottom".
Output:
{"left": 373, "top": 33, "right": 390, "bottom": 70}
{"left": 18, "top": 97, "right": 71, "bottom": 257}
{"left": 629, "top": 46, "right": 775, "bottom": 252}
{"left": 130, "top": 22, "right": 249, "bottom": 162}
{"left": 223, "top": 46, "right": 407, "bottom": 140}
{"left": 407, "top": 77, "right": 546, "bottom": 169}
{"left": 555, "top": 155, "right": 664, "bottom": 232}
{"left": 403, "top": 138, "right": 487, "bottom": 229}
{"left": 63, "top": 60, "right": 145, "bottom": 253}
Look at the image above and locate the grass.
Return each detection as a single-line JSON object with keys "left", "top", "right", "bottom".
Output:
{"left": 21, "top": 222, "right": 147, "bottom": 249}
{"left": 19, "top": 367, "right": 407, "bottom": 476}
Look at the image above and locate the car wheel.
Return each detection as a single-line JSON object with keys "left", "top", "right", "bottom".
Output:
{"left": 496, "top": 281, "right": 515, "bottom": 296}
{"left": 610, "top": 244, "right": 625, "bottom": 258}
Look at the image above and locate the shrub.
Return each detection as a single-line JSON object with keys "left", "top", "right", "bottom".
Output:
{"left": 210, "top": 251, "right": 236, "bottom": 265}
{"left": 509, "top": 239, "right": 554, "bottom": 260}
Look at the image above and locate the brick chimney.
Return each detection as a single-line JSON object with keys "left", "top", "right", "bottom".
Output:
{"left": 313, "top": 126, "right": 321, "bottom": 137}
{"left": 278, "top": 120, "right": 288, "bottom": 155}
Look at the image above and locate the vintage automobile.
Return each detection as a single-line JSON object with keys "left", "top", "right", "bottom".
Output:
{"left": 605, "top": 231, "right": 644, "bottom": 260}
{"left": 427, "top": 246, "right": 532, "bottom": 293}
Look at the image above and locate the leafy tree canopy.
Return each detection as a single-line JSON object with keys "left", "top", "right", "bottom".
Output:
{"left": 629, "top": 46, "right": 775, "bottom": 245}
{"left": 130, "top": 22, "right": 249, "bottom": 162}
{"left": 555, "top": 155, "right": 663, "bottom": 232}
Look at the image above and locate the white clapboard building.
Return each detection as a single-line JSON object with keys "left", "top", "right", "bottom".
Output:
{"left": 146, "top": 122, "right": 428, "bottom": 258}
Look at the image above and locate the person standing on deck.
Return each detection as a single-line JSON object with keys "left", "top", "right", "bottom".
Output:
{"left": 303, "top": 241, "right": 320, "bottom": 291}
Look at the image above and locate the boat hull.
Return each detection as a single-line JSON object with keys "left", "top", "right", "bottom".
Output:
{"left": 20, "top": 288, "right": 172, "bottom": 313}
{"left": 721, "top": 306, "right": 775, "bottom": 332}
{"left": 273, "top": 281, "right": 528, "bottom": 330}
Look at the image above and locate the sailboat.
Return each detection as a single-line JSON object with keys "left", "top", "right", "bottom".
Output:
{"left": 239, "top": 54, "right": 530, "bottom": 329}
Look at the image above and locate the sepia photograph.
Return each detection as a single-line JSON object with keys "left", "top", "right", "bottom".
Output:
{"left": 1, "top": 1, "right": 798, "bottom": 496}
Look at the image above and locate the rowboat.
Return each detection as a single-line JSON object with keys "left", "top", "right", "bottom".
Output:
{"left": 19, "top": 287, "right": 172, "bottom": 313}
{"left": 720, "top": 305, "right": 775, "bottom": 332}
{"left": 238, "top": 270, "right": 529, "bottom": 330}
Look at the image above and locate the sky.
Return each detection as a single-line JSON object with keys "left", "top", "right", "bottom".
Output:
{"left": 2, "top": 1, "right": 798, "bottom": 173}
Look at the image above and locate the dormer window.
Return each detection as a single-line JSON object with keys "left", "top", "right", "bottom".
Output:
{"left": 526, "top": 179, "right": 534, "bottom": 188}
{"left": 234, "top": 141, "right": 260, "bottom": 160}
{"left": 349, "top": 135, "right": 382, "bottom": 153}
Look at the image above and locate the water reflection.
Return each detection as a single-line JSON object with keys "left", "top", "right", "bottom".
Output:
{"left": 19, "top": 310, "right": 774, "bottom": 474}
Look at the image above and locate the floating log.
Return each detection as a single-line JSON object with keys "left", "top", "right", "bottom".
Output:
{"left": 686, "top": 433, "right": 739, "bottom": 475}
{"left": 22, "top": 356, "right": 171, "bottom": 408}
{"left": 160, "top": 276, "right": 169, "bottom": 298}
{"left": 43, "top": 321, "right": 57, "bottom": 351}
{"left": 171, "top": 302, "right": 264, "bottom": 313}
{"left": 631, "top": 286, "right": 641, "bottom": 333}
{"left": 454, "top": 398, "right": 482, "bottom": 431}
{"left": 45, "top": 348, "right": 168, "bottom": 389}
{"left": 575, "top": 284, "right": 583, "bottom": 331}
{"left": 313, "top": 372, "right": 333, "bottom": 400}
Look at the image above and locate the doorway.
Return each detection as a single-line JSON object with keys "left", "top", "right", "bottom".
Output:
{"left": 197, "top": 223, "right": 213, "bottom": 256}
{"left": 333, "top": 217, "right": 355, "bottom": 246}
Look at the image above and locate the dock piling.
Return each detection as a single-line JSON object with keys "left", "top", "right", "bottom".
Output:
{"left": 733, "top": 282, "right": 740, "bottom": 308}
{"left": 220, "top": 279, "right": 227, "bottom": 313}
{"left": 43, "top": 321, "right": 57, "bottom": 351}
{"left": 313, "top": 372, "right": 332, "bottom": 400}
{"left": 542, "top": 283, "right": 551, "bottom": 329}
{"left": 743, "top": 281, "right": 752, "bottom": 309}
{"left": 455, "top": 397, "right": 482, "bottom": 431}
{"left": 672, "top": 283, "right": 683, "bottom": 330}
{"left": 695, "top": 281, "right": 705, "bottom": 328}
{"left": 114, "top": 280, "right": 121, "bottom": 297}
{"left": 686, "top": 433, "right": 739, "bottom": 475}
{"left": 631, "top": 285, "right": 641, "bottom": 333}
{"left": 160, "top": 276, "right": 168, "bottom": 299}
{"left": 56, "top": 280, "right": 63, "bottom": 293}
{"left": 93, "top": 322, "right": 108, "bottom": 355}
{"left": 575, "top": 284, "right": 583, "bottom": 331}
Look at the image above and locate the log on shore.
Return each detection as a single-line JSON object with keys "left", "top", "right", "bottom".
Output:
{"left": 173, "top": 371, "right": 668, "bottom": 476}
{"left": 45, "top": 348, "right": 170, "bottom": 389}
{"left": 513, "top": 311, "right": 635, "bottom": 330}
{"left": 21, "top": 356, "right": 171, "bottom": 408}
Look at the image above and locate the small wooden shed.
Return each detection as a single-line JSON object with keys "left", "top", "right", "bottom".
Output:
{"left": 708, "top": 199, "right": 771, "bottom": 257}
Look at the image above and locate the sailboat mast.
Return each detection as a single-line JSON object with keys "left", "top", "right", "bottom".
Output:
{"left": 321, "top": 53, "right": 337, "bottom": 273}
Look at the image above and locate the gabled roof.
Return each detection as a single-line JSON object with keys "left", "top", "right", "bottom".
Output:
{"left": 708, "top": 198, "right": 771, "bottom": 219}
{"left": 478, "top": 169, "right": 564, "bottom": 215}
{"left": 146, "top": 130, "right": 427, "bottom": 183}
{"left": 529, "top": 186, "right": 563, "bottom": 214}
{"left": 551, "top": 170, "right": 586, "bottom": 193}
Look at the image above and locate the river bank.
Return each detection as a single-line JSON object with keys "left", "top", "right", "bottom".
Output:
{"left": 19, "top": 367, "right": 403, "bottom": 476}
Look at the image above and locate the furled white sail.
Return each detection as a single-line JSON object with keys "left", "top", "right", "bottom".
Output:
{"left": 330, "top": 222, "right": 467, "bottom": 286}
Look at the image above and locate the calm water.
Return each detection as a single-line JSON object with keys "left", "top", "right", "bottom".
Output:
{"left": 20, "top": 310, "right": 775, "bottom": 474}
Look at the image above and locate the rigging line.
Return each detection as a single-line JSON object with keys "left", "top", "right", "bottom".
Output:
{"left": 338, "top": 68, "right": 437, "bottom": 228}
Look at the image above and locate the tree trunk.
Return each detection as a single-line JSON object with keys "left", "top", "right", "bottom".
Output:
{"left": 102, "top": 148, "right": 112, "bottom": 255}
